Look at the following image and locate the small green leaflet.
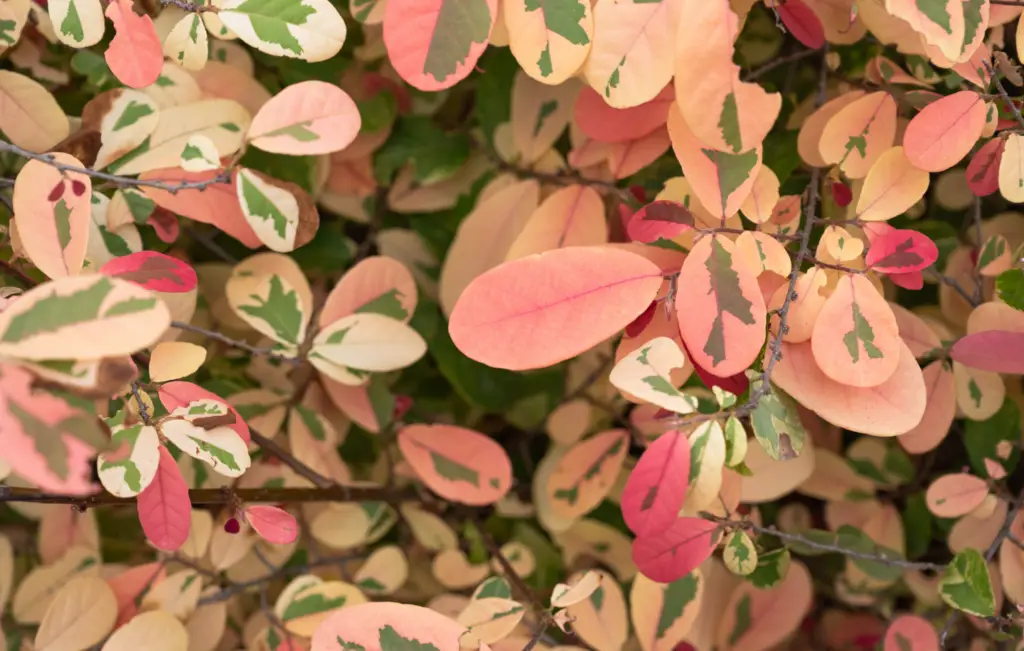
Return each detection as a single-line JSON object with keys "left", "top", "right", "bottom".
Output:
{"left": 240, "top": 171, "right": 291, "bottom": 239}
{"left": 718, "top": 92, "right": 741, "bottom": 152}
{"left": 294, "top": 404, "right": 327, "bottom": 441}
{"left": 0, "top": 278, "right": 114, "bottom": 343}
{"left": 533, "top": 100, "right": 558, "bottom": 136}
{"left": 379, "top": 625, "right": 440, "bottom": 651}
{"left": 113, "top": 101, "right": 155, "bottom": 131}
{"left": 263, "top": 121, "right": 320, "bottom": 142}
{"left": 281, "top": 593, "right": 347, "bottom": 620}
{"left": 654, "top": 573, "right": 699, "bottom": 639}
{"left": 843, "top": 301, "right": 883, "bottom": 363}
{"left": 474, "top": 576, "right": 512, "bottom": 599}
{"left": 939, "top": 548, "right": 995, "bottom": 617}
{"left": 0, "top": 19, "right": 17, "bottom": 45}
{"left": 524, "top": 0, "right": 590, "bottom": 77}
{"left": 727, "top": 593, "right": 752, "bottom": 646}
{"left": 61, "top": 0, "right": 85, "bottom": 42}
{"left": 588, "top": 585, "right": 604, "bottom": 611}
{"left": 422, "top": 0, "right": 492, "bottom": 83}
{"left": 358, "top": 577, "right": 386, "bottom": 592}
{"left": 996, "top": 269, "right": 1024, "bottom": 310}
{"left": 748, "top": 547, "right": 790, "bottom": 589}
{"left": 356, "top": 289, "right": 408, "bottom": 320}
{"left": 337, "top": 637, "right": 367, "bottom": 651}
{"left": 749, "top": 382, "right": 806, "bottom": 461}
{"left": 977, "top": 235, "right": 1005, "bottom": 271}
{"left": 104, "top": 297, "right": 157, "bottom": 317}
{"left": 700, "top": 148, "right": 758, "bottom": 216}
{"left": 230, "top": 0, "right": 315, "bottom": 55}
{"left": 122, "top": 189, "right": 155, "bottom": 224}
{"left": 915, "top": 0, "right": 953, "bottom": 35}
{"left": 703, "top": 237, "right": 756, "bottom": 366}
{"left": 237, "top": 275, "right": 304, "bottom": 345}
{"left": 54, "top": 198, "right": 73, "bottom": 251}
{"left": 962, "top": 0, "right": 985, "bottom": 55}
{"left": 187, "top": 436, "right": 241, "bottom": 471}
{"left": 428, "top": 449, "right": 479, "bottom": 486}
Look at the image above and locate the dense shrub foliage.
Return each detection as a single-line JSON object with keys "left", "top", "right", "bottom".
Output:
{"left": 1, "top": 1, "right": 1024, "bottom": 650}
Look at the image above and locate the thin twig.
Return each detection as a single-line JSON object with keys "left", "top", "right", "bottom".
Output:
{"left": 160, "top": 0, "right": 219, "bottom": 12}
{"left": 970, "top": 197, "right": 984, "bottom": 305}
{"left": 926, "top": 267, "right": 980, "bottom": 307}
{"left": 170, "top": 321, "right": 302, "bottom": 363}
{"left": 0, "top": 141, "right": 230, "bottom": 194}
{"left": 250, "top": 430, "right": 334, "bottom": 490}
{"left": 743, "top": 49, "right": 818, "bottom": 81}
{"left": 0, "top": 483, "right": 419, "bottom": 507}
{"left": 130, "top": 382, "right": 152, "bottom": 424}
{"left": 197, "top": 552, "right": 365, "bottom": 605}
{"left": 0, "top": 257, "right": 37, "bottom": 287}
{"left": 984, "top": 61, "right": 1024, "bottom": 131}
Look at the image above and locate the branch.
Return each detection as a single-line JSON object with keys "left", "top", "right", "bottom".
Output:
{"left": 0, "top": 257, "right": 37, "bottom": 288}
{"left": 970, "top": 196, "right": 984, "bottom": 305}
{"left": 0, "top": 141, "right": 230, "bottom": 194}
{"left": 742, "top": 49, "right": 818, "bottom": 82}
{"left": 0, "top": 483, "right": 420, "bottom": 508}
{"left": 926, "top": 267, "right": 980, "bottom": 307}
{"left": 984, "top": 61, "right": 1024, "bottom": 131}
{"left": 197, "top": 551, "right": 365, "bottom": 605}
{"left": 170, "top": 320, "right": 301, "bottom": 363}
{"left": 250, "top": 430, "right": 335, "bottom": 490}
{"left": 160, "top": 0, "right": 219, "bottom": 11}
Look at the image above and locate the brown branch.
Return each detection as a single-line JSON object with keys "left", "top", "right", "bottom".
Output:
{"left": 0, "top": 257, "right": 37, "bottom": 288}
{"left": 984, "top": 61, "right": 1024, "bottom": 131}
{"left": 970, "top": 196, "right": 984, "bottom": 305}
{"left": 926, "top": 267, "right": 980, "bottom": 307}
{"left": 170, "top": 321, "right": 301, "bottom": 363}
{"left": 249, "top": 430, "right": 335, "bottom": 490}
{"left": 160, "top": 0, "right": 219, "bottom": 11}
{"left": 0, "top": 141, "right": 230, "bottom": 195}
{"left": 743, "top": 49, "right": 818, "bottom": 82}
{"left": 0, "top": 483, "right": 419, "bottom": 508}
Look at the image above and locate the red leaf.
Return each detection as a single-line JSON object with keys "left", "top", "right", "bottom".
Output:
{"left": 99, "top": 251, "right": 197, "bottom": 293}
{"left": 632, "top": 516, "right": 719, "bottom": 583}
{"left": 950, "top": 331, "right": 1024, "bottom": 374}
{"left": 831, "top": 181, "right": 852, "bottom": 207}
{"left": 137, "top": 445, "right": 192, "bottom": 551}
{"left": 104, "top": 0, "right": 162, "bottom": 89}
{"left": 621, "top": 430, "right": 690, "bottom": 537}
{"left": 243, "top": 504, "right": 298, "bottom": 544}
{"left": 147, "top": 209, "right": 180, "bottom": 244}
{"left": 889, "top": 270, "right": 924, "bottom": 290}
{"left": 777, "top": 0, "right": 825, "bottom": 49}
{"left": 865, "top": 229, "right": 938, "bottom": 274}
{"left": 966, "top": 138, "right": 1004, "bottom": 197}
{"left": 626, "top": 200, "right": 695, "bottom": 244}
{"left": 625, "top": 301, "right": 658, "bottom": 338}
{"left": 574, "top": 85, "right": 673, "bottom": 144}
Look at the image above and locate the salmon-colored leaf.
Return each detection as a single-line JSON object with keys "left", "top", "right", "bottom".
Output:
{"left": 632, "top": 517, "right": 719, "bottom": 583}
{"left": 398, "top": 424, "right": 512, "bottom": 506}
{"left": 383, "top": 0, "right": 497, "bottom": 91}
{"left": 819, "top": 91, "right": 897, "bottom": 179}
{"left": 903, "top": 91, "right": 986, "bottom": 173}
{"left": 677, "top": 235, "right": 767, "bottom": 379}
{"left": 158, "top": 381, "right": 250, "bottom": 444}
{"left": 505, "top": 184, "right": 608, "bottom": 260}
{"left": 449, "top": 246, "right": 663, "bottom": 371}
{"left": 621, "top": 430, "right": 690, "bottom": 537}
{"left": 626, "top": 200, "right": 695, "bottom": 245}
{"left": 136, "top": 445, "right": 191, "bottom": 551}
{"left": 926, "top": 472, "right": 989, "bottom": 518}
{"left": 104, "top": 0, "right": 162, "bottom": 89}
{"left": 248, "top": 81, "right": 361, "bottom": 156}
{"left": 950, "top": 330, "right": 1024, "bottom": 374}
{"left": 575, "top": 85, "right": 671, "bottom": 144}
{"left": 243, "top": 505, "right": 298, "bottom": 544}
{"left": 856, "top": 146, "right": 931, "bottom": 221}
{"left": 883, "top": 614, "right": 940, "bottom": 651}
{"left": 547, "top": 429, "right": 629, "bottom": 520}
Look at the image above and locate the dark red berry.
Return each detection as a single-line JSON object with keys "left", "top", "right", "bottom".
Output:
{"left": 224, "top": 517, "right": 240, "bottom": 534}
{"left": 71, "top": 180, "right": 87, "bottom": 196}
{"left": 47, "top": 182, "right": 64, "bottom": 202}
{"left": 831, "top": 181, "right": 853, "bottom": 207}
{"left": 629, "top": 185, "right": 648, "bottom": 203}
{"left": 625, "top": 301, "right": 657, "bottom": 338}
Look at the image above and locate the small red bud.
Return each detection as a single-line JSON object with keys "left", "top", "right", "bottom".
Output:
{"left": 223, "top": 517, "right": 240, "bottom": 534}
{"left": 831, "top": 181, "right": 852, "bottom": 207}
{"left": 71, "top": 180, "right": 87, "bottom": 196}
{"left": 629, "top": 185, "right": 648, "bottom": 203}
{"left": 970, "top": 247, "right": 980, "bottom": 267}
{"left": 47, "top": 182, "right": 64, "bottom": 202}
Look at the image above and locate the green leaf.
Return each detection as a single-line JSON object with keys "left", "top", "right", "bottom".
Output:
{"left": 60, "top": 0, "right": 85, "bottom": 43}
{"left": 727, "top": 593, "right": 751, "bottom": 646}
{"left": 655, "top": 572, "right": 700, "bottom": 639}
{"left": 357, "top": 92, "right": 398, "bottom": 134}
{"left": 422, "top": 0, "right": 492, "bottom": 83}
{"left": 122, "top": 189, "right": 155, "bottom": 224}
{"left": 281, "top": 593, "right": 346, "bottom": 620}
{"left": 996, "top": 269, "right": 1024, "bottom": 310}
{"left": 903, "top": 492, "right": 933, "bottom": 560}
{"left": 718, "top": 92, "right": 741, "bottom": 152}
{"left": 237, "top": 275, "right": 304, "bottom": 346}
{"left": 474, "top": 576, "right": 512, "bottom": 600}
{"left": 963, "top": 398, "right": 1020, "bottom": 478}
{"left": 227, "top": 0, "right": 315, "bottom": 55}
{"left": 748, "top": 547, "right": 790, "bottom": 589}
{"left": 0, "top": 277, "right": 113, "bottom": 343}
{"left": 239, "top": 171, "right": 290, "bottom": 238}
{"left": 379, "top": 625, "right": 440, "bottom": 651}
{"left": 749, "top": 382, "right": 806, "bottom": 461}
{"left": 374, "top": 116, "right": 470, "bottom": 185}
{"left": 940, "top": 548, "right": 995, "bottom": 617}
{"left": 293, "top": 404, "right": 327, "bottom": 441}
{"left": 700, "top": 148, "right": 759, "bottom": 213}
{"left": 113, "top": 101, "right": 155, "bottom": 131}
{"left": 428, "top": 448, "right": 479, "bottom": 486}
{"left": 703, "top": 237, "right": 757, "bottom": 366}
{"left": 356, "top": 289, "right": 409, "bottom": 321}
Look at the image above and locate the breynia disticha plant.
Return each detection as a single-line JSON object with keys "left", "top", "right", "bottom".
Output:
{"left": 3, "top": 0, "right": 1024, "bottom": 649}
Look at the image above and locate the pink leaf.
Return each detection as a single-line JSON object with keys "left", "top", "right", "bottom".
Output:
{"left": 681, "top": 337, "right": 750, "bottom": 395}
{"left": 243, "top": 504, "right": 298, "bottom": 544}
{"left": 625, "top": 301, "right": 658, "bottom": 338}
{"left": 99, "top": 251, "right": 198, "bottom": 293}
{"left": 137, "top": 445, "right": 192, "bottom": 551}
{"left": 621, "top": 430, "right": 690, "bottom": 537}
{"left": 632, "top": 516, "right": 719, "bottom": 583}
{"left": 159, "top": 380, "right": 251, "bottom": 443}
{"left": 104, "top": 0, "right": 162, "bottom": 89}
{"left": 966, "top": 138, "right": 1004, "bottom": 197}
{"left": 777, "top": 0, "right": 825, "bottom": 49}
{"left": 574, "top": 85, "right": 673, "bottom": 144}
{"left": 106, "top": 562, "right": 166, "bottom": 627}
{"left": 865, "top": 229, "right": 938, "bottom": 274}
{"left": 625, "top": 200, "right": 695, "bottom": 244}
{"left": 950, "top": 331, "right": 1024, "bottom": 374}
{"left": 147, "top": 209, "right": 180, "bottom": 244}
